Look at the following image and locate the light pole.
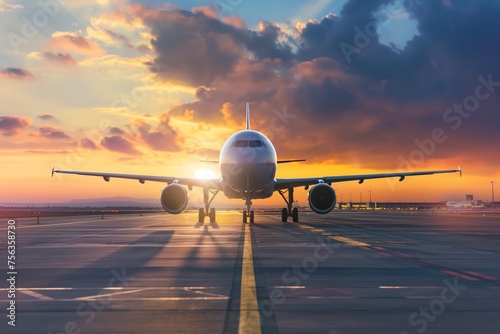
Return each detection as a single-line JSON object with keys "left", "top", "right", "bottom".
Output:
{"left": 360, "top": 192, "right": 362, "bottom": 203}
{"left": 492, "top": 181, "right": 495, "bottom": 210}
{"left": 349, "top": 192, "right": 352, "bottom": 203}
{"left": 369, "top": 190, "right": 372, "bottom": 203}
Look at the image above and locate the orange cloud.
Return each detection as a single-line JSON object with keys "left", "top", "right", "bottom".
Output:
{"left": 78, "top": 138, "right": 98, "bottom": 150}
{"left": 43, "top": 52, "right": 78, "bottom": 66}
{"left": 0, "top": 116, "right": 32, "bottom": 136}
{"left": 39, "top": 126, "right": 71, "bottom": 141}
{"left": 49, "top": 34, "right": 105, "bottom": 55}
{"left": 0, "top": 68, "right": 34, "bottom": 80}
{"left": 101, "top": 135, "right": 141, "bottom": 155}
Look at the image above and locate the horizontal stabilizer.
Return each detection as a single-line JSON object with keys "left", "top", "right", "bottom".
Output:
{"left": 277, "top": 159, "right": 306, "bottom": 164}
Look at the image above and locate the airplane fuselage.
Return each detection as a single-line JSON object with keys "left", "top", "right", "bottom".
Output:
{"left": 219, "top": 130, "right": 277, "bottom": 200}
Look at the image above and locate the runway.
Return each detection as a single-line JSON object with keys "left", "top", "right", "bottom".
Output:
{"left": 1, "top": 211, "right": 500, "bottom": 333}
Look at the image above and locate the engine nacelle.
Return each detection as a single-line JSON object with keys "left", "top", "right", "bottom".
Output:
{"left": 160, "top": 183, "right": 188, "bottom": 214}
{"left": 308, "top": 183, "right": 336, "bottom": 214}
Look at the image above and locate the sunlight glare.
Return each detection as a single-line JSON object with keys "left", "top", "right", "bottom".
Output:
{"left": 195, "top": 168, "right": 216, "bottom": 180}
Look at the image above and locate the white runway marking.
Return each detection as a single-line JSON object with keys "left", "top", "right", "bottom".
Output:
{"left": 19, "top": 289, "right": 54, "bottom": 300}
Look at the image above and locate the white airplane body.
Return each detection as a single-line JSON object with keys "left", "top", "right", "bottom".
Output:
{"left": 53, "top": 103, "right": 461, "bottom": 223}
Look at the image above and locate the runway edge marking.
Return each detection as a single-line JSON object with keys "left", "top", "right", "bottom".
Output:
{"left": 239, "top": 223, "right": 262, "bottom": 334}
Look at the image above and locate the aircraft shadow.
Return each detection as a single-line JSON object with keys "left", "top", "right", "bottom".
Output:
{"left": 43, "top": 230, "right": 174, "bottom": 288}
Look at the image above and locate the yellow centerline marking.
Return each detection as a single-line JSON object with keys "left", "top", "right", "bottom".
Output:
{"left": 296, "top": 223, "right": 370, "bottom": 247}
{"left": 239, "top": 224, "right": 261, "bottom": 334}
{"left": 329, "top": 236, "right": 370, "bottom": 247}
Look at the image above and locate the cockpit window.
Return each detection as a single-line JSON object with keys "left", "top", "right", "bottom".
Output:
{"left": 234, "top": 140, "right": 248, "bottom": 147}
{"left": 249, "top": 140, "right": 262, "bottom": 147}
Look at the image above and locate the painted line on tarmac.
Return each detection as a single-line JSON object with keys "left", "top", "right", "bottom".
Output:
{"left": 19, "top": 289, "right": 54, "bottom": 301}
{"left": 296, "top": 222, "right": 498, "bottom": 283}
{"left": 296, "top": 223, "right": 371, "bottom": 247}
{"left": 239, "top": 223, "right": 262, "bottom": 334}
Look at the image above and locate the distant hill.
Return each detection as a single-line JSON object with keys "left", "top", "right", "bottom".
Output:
{"left": 1, "top": 196, "right": 160, "bottom": 208}
{"left": 67, "top": 196, "right": 160, "bottom": 207}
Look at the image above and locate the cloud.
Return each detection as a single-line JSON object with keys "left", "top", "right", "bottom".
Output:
{"left": 83, "top": 1, "right": 498, "bottom": 169}
{"left": 49, "top": 33, "right": 105, "bottom": 55}
{"left": 133, "top": 117, "right": 180, "bottom": 152}
{"left": 0, "top": 116, "right": 32, "bottom": 136}
{"left": 109, "top": 127, "right": 125, "bottom": 135}
{"left": 78, "top": 138, "right": 98, "bottom": 150}
{"left": 43, "top": 52, "right": 78, "bottom": 66}
{"left": 38, "top": 114, "right": 58, "bottom": 121}
{"left": 39, "top": 126, "right": 71, "bottom": 140}
{"left": 104, "top": 29, "right": 151, "bottom": 53}
{"left": 0, "top": 0, "right": 22, "bottom": 12}
{"left": 101, "top": 135, "right": 141, "bottom": 155}
{"left": 0, "top": 68, "right": 34, "bottom": 80}
{"left": 115, "top": 4, "right": 293, "bottom": 87}
{"left": 131, "top": 1, "right": 499, "bottom": 169}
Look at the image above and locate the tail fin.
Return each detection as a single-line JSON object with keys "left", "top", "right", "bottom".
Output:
{"left": 245, "top": 102, "right": 250, "bottom": 130}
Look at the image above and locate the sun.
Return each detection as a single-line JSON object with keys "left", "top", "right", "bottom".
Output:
{"left": 195, "top": 168, "right": 217, "bottom": 180}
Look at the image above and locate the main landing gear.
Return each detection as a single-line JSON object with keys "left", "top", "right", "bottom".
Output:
{"left": 198, "top": 188, "right": 219, "bottom": 223}
{"left": 279, "top": 188, "right": 299, "bottom": 222}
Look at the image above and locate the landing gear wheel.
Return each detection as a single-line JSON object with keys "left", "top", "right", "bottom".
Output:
{"left": 250, "top": 210, "right": 254, "bottom": 223}
{"left": 292, "top": 208, "right": 299, "bottom": 222}
{"left": 198, "top": 208, "right": 205, "bottom": 223}
{"left": 281, "top": 208, "right": 288, "bottom": 222}
{"left": 209, "top": 208, "right": 216, "bottom": 223}
{"left": 243, "top": 210, "right": 247, "bottom": 223}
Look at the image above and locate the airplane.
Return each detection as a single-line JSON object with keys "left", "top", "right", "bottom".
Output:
{"left": 52, "top": 103, "right": 461, "bottom": 223}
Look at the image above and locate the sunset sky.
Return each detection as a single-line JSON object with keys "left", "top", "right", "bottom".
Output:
{"left": 1, "top": 0, "right": 499, "bottom": 206}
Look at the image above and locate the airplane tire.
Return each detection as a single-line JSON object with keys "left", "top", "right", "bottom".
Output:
{"left": 281, "top": 208, "right": 288, "bottom": 222}
{"left": 250, "top": 210, "right": 254, "bottom": 223}
{"left": 209, "top": 208, "right": 216, "bottom": 222}
{"left": 243, "top": 210, "right": 247, "bottom": 224}
{"left": 198, "top": 208, "right": 205, "bottom": 223}
{"left": 292, "top": 208, "right": 299, "bottom": 222}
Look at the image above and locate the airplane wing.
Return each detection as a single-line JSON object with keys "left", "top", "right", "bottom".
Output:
{"left": 52, "top": 168, "right": 223, "bottom": 190}
{"left": 274, "top": 167, "right": 461, "bottom": 191}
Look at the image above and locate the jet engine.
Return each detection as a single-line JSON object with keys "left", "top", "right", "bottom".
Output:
{"left": 160, "top": 183, "right": 188, "bottom": 214}
{"left": 308, "top": 183, "right": 336, "bottom": 214}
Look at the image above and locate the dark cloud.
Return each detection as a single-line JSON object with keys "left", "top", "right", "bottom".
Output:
{"left": 39, "top": 126, "right": 71, "bottom": 140}
{"left": 0, "top": 116, "right": 32, "bottom": 136}
{"left": 122, "top": 5, "right": 293, "bottom": 87}
{"left": 133, "top": 117, "right": 180, "bottom": 152}
{"left": 43, "top": 52, "right": 78, "bottom": 66}
{"left": 0, "top": 68, "right": 34, "bottom": 80}
{"left": 78, "top": 138, "right": 98, "bottom": 150}
{"left": 123, "top": 1, "right": 500, "bottom": 169}
{"left": 101, "top": 135, "right": 141, "bottom": 155}
{"left": 38, "top": 114, "right": 58, "bottom": 121}
{"left": 109, "top": 127, "right": 125, "bottom": 135}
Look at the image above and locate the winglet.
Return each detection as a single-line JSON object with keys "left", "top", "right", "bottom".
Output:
{"left": 51, "top": 166, "right": 55, "bottom": 177}
{"left": 458, "top": 165, "right": 462, "bottom": 177}
{"left": 245, "top": 102, "right": 250, "bottom": 130}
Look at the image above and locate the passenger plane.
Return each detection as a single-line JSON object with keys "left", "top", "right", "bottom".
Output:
{"left": 52, "top": 103, "right": 461, "bottom": 223}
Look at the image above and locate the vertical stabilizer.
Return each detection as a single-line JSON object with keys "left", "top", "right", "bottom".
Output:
{"left": 246, "top": 102, "right": 250, "bottom": 130}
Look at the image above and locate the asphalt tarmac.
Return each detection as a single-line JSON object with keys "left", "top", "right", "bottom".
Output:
{"left": 1, "top": 210, "right": 499, "bottom": 334}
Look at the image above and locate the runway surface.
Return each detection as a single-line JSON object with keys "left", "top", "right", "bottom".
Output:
{"left": 1, "top": 211, "right": 500, "bottom": 334}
